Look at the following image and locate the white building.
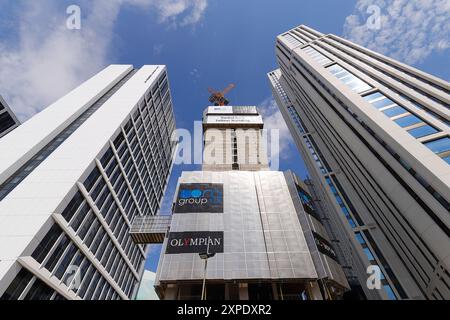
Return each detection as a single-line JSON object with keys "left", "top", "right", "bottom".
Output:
{"left": 269, "top": 25, "right": 450, "bottom": 300}
{"left": 0, "top": 65, "right": 176, "bottom": 300}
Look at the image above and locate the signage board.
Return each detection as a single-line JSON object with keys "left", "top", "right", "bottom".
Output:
{"left": 313, "top": 231, "right": 338, "bottom": 262}
{"left": 166, "top": 231, "right": 224, "bottom": 254}
{"left": 174, "top": 183, "right": 224, "bottom": 213}
{"left": 205, "top": 115, "right": 263, "bottom": 125}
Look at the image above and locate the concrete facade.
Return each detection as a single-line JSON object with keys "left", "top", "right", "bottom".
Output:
{"left": 269, "top": 25, "right": 450, "bottom": 300}
{"left": 0, "top": 65, "right": 176, "bottom": 300}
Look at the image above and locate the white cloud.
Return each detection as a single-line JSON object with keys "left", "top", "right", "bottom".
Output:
{"left": 343, "top": 0, "right": 450, "bottom": 65}
{"left": 259, "top": 97, "right": 294, "bottom": 161}
{"left": 153, "top": 43, "right": 164, "bottom": 55}
{"left": 0, "top": 0, "right": 208, "bottom": 121}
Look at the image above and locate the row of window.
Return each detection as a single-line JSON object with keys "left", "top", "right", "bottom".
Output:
{"left": 327, "top": 63, "right": 372, "bottom": 94}
{"left": 363, "top": 92, "right": 449, "bottom": 165}
{"left": 287, "top": 106, "right": 306, "bottom": 134}
{"left": 363, "top": 91, "right": 439, "bottom": 134}
{"left": 321, "top": 38, "right": 450, "bottom": 126}
{"left": 326, "top": 63, "right": 450, "bottom": 167}
{"left": 290, "top": 58, "right": 449, "bottom": 294}
{"left": 282, "top": 72, "right": 401, "bottom": 299}
{"left": 302, "top": 46, "right": 332, "bottom": 66}
{"left": 281, "top": 33, "right": 305, "bottom": 48}
{"left": 304, "top": 136, "right": 330, "bottom": 175}
{"left": 31, "top": 223, "right": 124, "bottom": 300}
{"left": 0, "top": 269, "right": 65, "bottom": 300}
{"left": 326, "top": 36, "right": 450, "bottom": 109}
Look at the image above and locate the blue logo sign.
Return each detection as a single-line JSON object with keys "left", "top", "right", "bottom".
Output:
{"left": 174, "top": 183, "right": 223, "bottom": 213}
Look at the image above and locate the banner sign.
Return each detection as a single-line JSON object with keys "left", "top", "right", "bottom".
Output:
{"left": 174, "top": 183, "right": 223, "bottom": 213}
{"left": 166, "top": 231, "right": 224, "bottom": 254}
{"left": 313, "top": 231, "right": 338, "bottom": 262}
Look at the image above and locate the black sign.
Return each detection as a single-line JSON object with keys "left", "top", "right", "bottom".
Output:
{"left": 166, "top": 232, "right": 224, "bottom": 254}
{"left": 313, "top": 231, "right": 338, "bottom": 262}
{"left": 174, "top": 183, "right": 223, "bottom": 213}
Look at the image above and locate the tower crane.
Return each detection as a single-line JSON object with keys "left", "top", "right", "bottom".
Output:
{"left": 207, "top": 84, "right": 235, "bottom": 106}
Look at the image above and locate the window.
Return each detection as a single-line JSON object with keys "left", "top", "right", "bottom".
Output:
{"left": 363, "top": 92, "right": 384, "bottom": 102}
{"left": 407, "top": 125, "right": 438, "bottom": 138}
{"left": 327, "top": 64, "right": 372, "bottom": 93}
{"left": 302, "top": 46, "right": 332, "bottom": 66}
{"left": 364, "top": 91, "right": 439, "bottom": 139}
{"left": 355, "top": 232, "right": 365, "bottom": 245}
{"left": 424, "top": 137, "right": 450, "bottom": 155}
{"left": 0, "top": 269, "right": 33, "bottom": 300}
{"left": 394, "top": 114, "right": 422, "bottom": 128}
{"left": 371, "top": 97, "right": 396, "bottom": 109}
{"left": 363, "top": 247, "right": 375, "bottom": 261}
{"left": 32, "top": 224, "right": 63, "bottom": 264}
{"left": 23, "top": 278, "right": 55, "bottom": 300}
{"left": 382, "top": 106, "right": 408, "bottom": 118}
{"left": 442, "top": 155, "right": 450, "bottom": 164}
{"left": 384, "top": 285, "right": 397, "bottom": 300}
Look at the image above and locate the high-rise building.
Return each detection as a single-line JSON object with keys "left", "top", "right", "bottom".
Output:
{"left": 0, "top": 65, "right": 176, "bottom": 300}
{"left": 153, "top": 105, "right": 349, "bottom": 300}
{"left": 0, "top": 95, "right": 20, "bottom": 139}
{"left": 268, "top": 25, "right": 450, "bottom": 300}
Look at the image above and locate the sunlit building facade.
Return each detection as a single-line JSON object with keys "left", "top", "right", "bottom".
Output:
{"left": 269, "top": 25, "right": 450, "bottom": 300}
{"left": 0, "top": 65, "right": 176, "bottom": 300}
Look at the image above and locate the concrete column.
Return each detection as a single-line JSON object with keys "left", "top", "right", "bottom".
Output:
{"left": 225, "top": 283, "right": 230, "bottom": 300}
{"left": 238, "top": 283, "right": 249, "bottom": 300}
{"left": 272, "top": 283, "right": 280, "bottom": 300}
{"left": 308, "top": 281, "right": 324, "bottom": 300}
{"left": 164, "top": 284, "right": 178, "bottom": 300}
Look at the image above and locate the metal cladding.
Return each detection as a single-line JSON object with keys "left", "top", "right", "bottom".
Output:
{"left": 156, "top": 170, "right": 318, "bottom": 282}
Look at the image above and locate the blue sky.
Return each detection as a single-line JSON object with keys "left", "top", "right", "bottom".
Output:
{"left": 0, "top": 0, "right": 449, "bottom": 274}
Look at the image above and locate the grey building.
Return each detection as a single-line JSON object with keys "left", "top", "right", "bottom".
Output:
{"left": 0, "top": 65, "right": 176, "bottom": 300}
{"left": 268, "top": 25, "right": 450, "bottom": 300}
{"left": 0, "top": 95, "right": 20, "bottom": 139}
{"left": 153, "top": 105, "right": 349, "bottom": 300}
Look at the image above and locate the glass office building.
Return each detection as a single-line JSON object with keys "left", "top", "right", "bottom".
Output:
{"left": 269, "top": 25, "right": 450, "bottom": 300}
{"left": 0, "top": 65, "right": 176, "bottom": 300}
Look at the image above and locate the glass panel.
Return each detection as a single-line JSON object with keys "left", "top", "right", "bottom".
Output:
{"left": 355, "top": 232, "right": 366, "bottom": 245}
{"left": 371, "top": 98, "right": 396, "bottom": 109}
{"left": 363, "top": 92, "right": 384, "bottom": 102}
{"left": 363, "top": 248, "right": 375, "bottom": 261}
{"left": 424, "top": 137, "right": 450, "bottom": 154}
{"left": 394, "top": 115, "right": 422, "bottom": 128}
{"left": 382, "top": 106, "right": 408, "bottom": 118}
{"left": 383, "top": 285, "right": 397, "bottom": 300}
{"left": 407, "top": 125, "right": 438, "bottom": 138}
{"left": 327, "top": 64, "right": 342, "bottom": 74}
{"left": 442, "top": 155, "right": 450, "bottom": 164}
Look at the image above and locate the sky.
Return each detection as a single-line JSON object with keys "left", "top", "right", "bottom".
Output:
{"left": 0, "top": 0, "right": 449, "bottom": 296}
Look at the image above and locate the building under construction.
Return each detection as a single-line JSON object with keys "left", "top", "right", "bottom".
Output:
{"left": 132, "top": 89, "right": 350, "bottom": 300}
